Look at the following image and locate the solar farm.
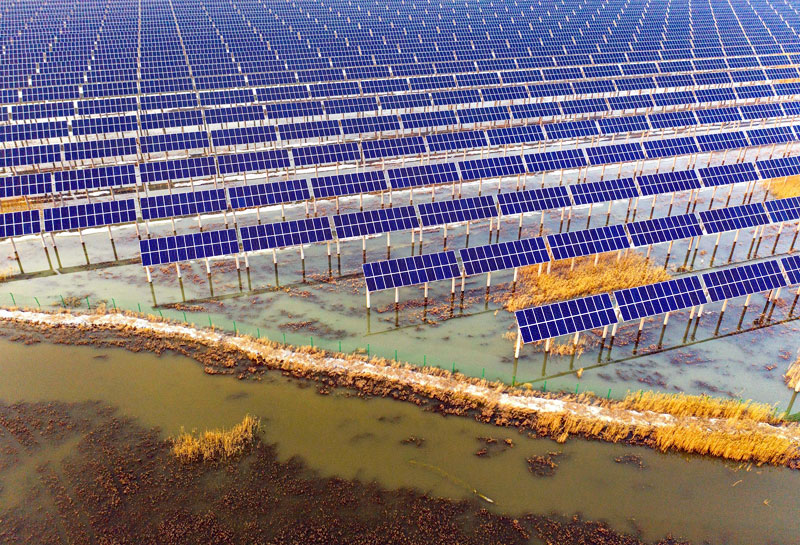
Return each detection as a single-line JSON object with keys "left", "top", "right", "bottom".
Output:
{"left": 2, "top": 0, "right": 800, "bottom": 541}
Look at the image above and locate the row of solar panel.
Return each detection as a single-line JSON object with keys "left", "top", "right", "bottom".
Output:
{"left": 515, "top": 254, "right": 800, "bottom": 343}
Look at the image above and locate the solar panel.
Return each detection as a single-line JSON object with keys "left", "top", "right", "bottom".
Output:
{"left": 626, "top": 214, "right": 703, "bottom": 247}
{"left": 228, "top": 179, "right": 310, "bottom": 210}
{"left": 362, "top": 136, "right": 427, "bottom": 160}
{"left": 568, "top": 178, "right": 639, "bottom": 206}
{"left": 696, "top": 131, "right": 749, "bottom": 152}
{"left": 648, "top": 111, "right": 698, "bottom": 130}
{"left": 362, "top": 250, "right": 461, "bottom": 292}
{"left": 585, "top": 143, "right": 645, "bottom": 166}
{"left": 755, "top": 157, "right": 800, "bottom": 180}
{"left": 698, "top": 163, "right": 760, "bottom": 187}
{"left": 0, "top": 210, "right": 41, "bottom": 238}
{"left": 417, "top": 195, "right": 498, "bottom": 227}
{"left": 701, "top": 261, "right": 787, "bottom": 302}
{"left": 781, "top": 255, "right": 800, "bottom": 285}
{"left": 698, "top": 203, "right": 771, "bottom": 234}
{"left": 485, "top": 125, "right": 545, "bottom": 146}
{"left": 636, "top": 169, "right": 702, "bottom": 196}
{"left": 333, "top": 205, "right": 419, "bottom": 239}
{"left": 496, "top": 186, "right": 571, "bottom": 215}
{"left": 139, "top": 189, "right": 227, "bottom": 221}
{"left": 614, "top": 276, "right": 707, "bottom": 322}
{"left": 0, "top": 173, "right": 51, "bottom": 197}
{"left": 43, "top": 200, "right": 137, "bottom": 232}
{"left": 387, "top": 163, "right": 460, "bottom": 190}
{"left": 309, "top": 170, "right": 386, "bottom": 199}
{"left": 515, "top": 293, "right": 618, "bottom": 343}
{"left": 546, "top": 224, "right": 630, "bottom": 260}
{"left": 458, "top": 156, "right": 526, "bottom": 181}
{"left": 139, "top": 229, "right": 239, "bottom": 267}
{"left": 459, "top": 238, "right": 550, "bottom": 276}
{"left": 426, "top": 130, "right": 487, "bottom": 153}
{"left": 239, "top": 217, "right": 333, "bottom": 252}
{"left": 642, "top": 136, "right": 700, "bottom": 159}
{"left": 217, "top": 150, "right": 290, "bottom": 175}
{"left": 765, "top": 197, "right": 800, "bottom": 223}
{"left": 139, "top": 156, "right": 217, "bottom": 184}
{"left": 524, "top": 149, "right": 587, "bottom": 173}
{"left": 746, "top": 127, "right": 796, "bottom": 146}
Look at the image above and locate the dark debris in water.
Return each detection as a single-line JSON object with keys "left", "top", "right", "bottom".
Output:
{"left": 615, "top": 454, "right": 647, "bottom": 470}
{"left": 526, "top": 452, "right": 564, "bottom": 477}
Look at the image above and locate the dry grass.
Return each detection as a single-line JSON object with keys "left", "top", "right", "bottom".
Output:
{"left": 0, "top": 196, "right": 46, "bottom": 213}
{"left": 171, "top": 414, "right": 260, "bottom": 463}
{"left": 785, "top": 354, "right": 800, "bottom": 391}
{"left": 619, "top": 390, "right": 779, "bottom": 423}
{"left": 766, "top": 175, "right": 800, "bottom": 200}
{"left": 501, "top": 253, "right": 670, "bottom": 311}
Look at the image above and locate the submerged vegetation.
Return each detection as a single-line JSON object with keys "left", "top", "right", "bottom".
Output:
{"left": 501, "top": 253, "right": 671, "bottom": 311}
{"left": 171, "top": 414, "right": 260, "bottom": 463}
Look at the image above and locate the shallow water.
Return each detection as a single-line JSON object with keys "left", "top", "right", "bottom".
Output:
{"left": 0, "top": 336, "right": 798, "bottom": 544}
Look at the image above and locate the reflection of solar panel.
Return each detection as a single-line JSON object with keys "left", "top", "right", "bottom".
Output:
{"left": 524, "top": 149, "right": 586, "bottom": 173}
{"left": 636, "top": 169, "right": 702, "bottom": 196}
{"left": 698, "top": 203, "right": 770, "bottom": 233}
{"left": 459, "top": 156, "right": 525, "bottom": 181}
{"left": 309, "top": 170, "right": 386, "bottom": 199}
{"left": 418, "top": 196, "right": 497, "bottom": 227}
{"left": 0, "top": 210, "right": 41, "bottom": 238}
{"left": 515, "top": 293, "right": 617, "bottom": 343}
{"left": 363, "top": 250, "right": 461, "bottom": 292}
{"left": 228, "top": 179, "right": 310, "bottom": 209}
{"left": 546, "top": 224, "right": 630, "bottom": 260}
{"left": 459, "top": 238, "right": 550, "bottom": 276}
{"left": 333, "top": 205, "right": 419, "bottom": 239}
{"left": 0, "top": 173, "right": 52, "bottom": 197}
{"left": 140, "top": 189, "right": 227, "bottom": 220}
{"left": 239, "top": 217, "right": 332, "bottom": 252}
{"left": 387, "top": 163, "right": 460, "bottom": 189}
{"left": 497, "top": 187, "right": 571, "bottom": 215}
{"left": 781, "top": 255, "right": 800, "bottom": 285}
{"left": 43, "top": 200, "right": 137, "bottom": 232}
{"left": 614, "top": 277, "right": 707, "bottom": 322}
{"left": 627, "top": 214, "right": 703, "bottom": 246}
{"left": 697, "top": 163, "right": 759, "bottom": 187}
{"left": 139, "top": 229, "right": 239, "bottom": 267}
{"left": 765, "top": 197, "right": 800, "bottom": 223}
{"left": 702, "top": 261, "right": 787, "bottom": 302}
{"left": 568, "top": 178, "right": 639, "bottom": 205}
{"left": 586, "top": 143, "right": 645, "bottom": 165}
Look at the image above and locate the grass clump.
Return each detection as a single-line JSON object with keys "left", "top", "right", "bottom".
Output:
{"left": 785, "top": 353, "right": 800, "bottom": 391}
{"left": 171, "top": 414, "right": 261, "bottom": 463}
{"left": 766, "top": 175, "right": 800, "bottom": 200}
{"left": 502, "top": 253, "right": 670, "bottom": 311}
{"left": 619, "top": 391, "right": 779, "bottom": 424}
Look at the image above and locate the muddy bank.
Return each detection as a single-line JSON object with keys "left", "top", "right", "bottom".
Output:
{"left": 1, "top": 307, "right": 799, "bottom": 469}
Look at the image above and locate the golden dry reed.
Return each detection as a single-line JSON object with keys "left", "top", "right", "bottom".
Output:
{"left": 619, "top": 390, "right": 780, "bottom": 423}
{"left": 502, "top": 253, "right": 670, "bottom": 311}
{"left": 171, "top": 414, "right": 260, "bottom": 463}
{"left": 785, "top": 353, "right": 800, "bottom": 391}
{"left": 766, "top": 174, "right": 800, "bottom": 200}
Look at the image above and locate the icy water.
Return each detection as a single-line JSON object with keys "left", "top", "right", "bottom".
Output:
{"left": 0, "top": 336, "right": 798, "bottom": 544}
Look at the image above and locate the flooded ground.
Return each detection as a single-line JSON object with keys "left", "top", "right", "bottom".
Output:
{"left": 0, "top": 335, "right": 798, "bottom": 544}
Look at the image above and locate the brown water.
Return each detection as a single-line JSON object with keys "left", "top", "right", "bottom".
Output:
{"left": 0, "top": 336, "right": 798, "bottom": 543}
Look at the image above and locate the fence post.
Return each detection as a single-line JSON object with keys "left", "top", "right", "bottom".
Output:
{"left": 338, "top": 340, "right": 342, "bottom": 352}
{"left": 310, "top": 337, "right": 314, "bottom": 348}
{"left": 34, "top": 297, "right": 41, "bottom": 309}
{"left": 9, "top": 293, "right": 16, "bottom": 306}
{"left": 85, "top": 296, "right": 91, "bottom": 310}
{"left": 257, "top": 328, "right": 260, "bottom": 339}
{"left": 111, "top": 298, "right": 117, "bottom": 311}
{"left": 137, "top": 302, "right": 142, "bottom": 313}
{"left": 233, "top": 321, "right": 237, "bottom": 335}
{"left": 183, "top": 311, "right": 187, "bottom": 323}
{"left": 60, "top": 294, "right": 66, "bottom": 308}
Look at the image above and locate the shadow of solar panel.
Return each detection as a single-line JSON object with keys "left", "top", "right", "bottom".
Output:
{"left": 459, "top": 237, "right": 549, "bottom": 276}
{"left": 309, "top": 170, "right": 386, "bottom": 199}
{"left": 0, "top": 210, "right": 41, "bottom": 238}
{"left": 362, "top": 250, "right": 461, "bottom": 292}
{"left": 418, "top": 195, "right": 497, "bottom": 227}
{"left": 627, "top": 214, "right": 703, "bottom": 246}
{"left": 586, "top": 143, "right": 645, "bottom": 166}
{"left": 0, "top": 173, "right": 52, "bottom": 197}
{"left": 497, "top": 186, "right": 571, "bottom": 215}
{"left": 636, "top": 169, "right": 701, "bottom": 196}
{"left": 642, "top": 136, "right": 699, "bottom": 158}
{"left": 458, "top": 155, "right": 525, "bottom": 181}
{"left": 239, "top": 216, "right": 332, "bottom": 252}
{"left": 228, "top": 179, "right": 310, "bottom": 209}
{"left": 140, "top": 188, "right": 227, "bottom": 220}
{"left": 139, "top": 228, "right": 239, "bottom": 267}
{"left": 698, "top": 203, "right": 770, "bottom": 233}
{"left": 524, "top": 149, "right": 586, "bottom": 173}
{"left": 515, "top": 293, "right": 617, "bottom": 344}
{"left": 546, "top": 224, "right": 630, "bottom": 260}
{"left": 568, "top": 178, "right": 639, "bottom": 205}
{"left": 755, "top": 156, "right": 800, "bottom": 180}
{"left": 333, "top": 205, "right": 419, "bottom": 239}
{"left": 43, "top": 199, "right": 137, "bottom": 232}
{"left": 387, "top": 163, "right": 460, "bottom": 190}
{"left": 697, "top": 162, "right": 759, "bottom": 187}
{"left": 701, "top": 260, "right": 787, "bottom": 302}
{"left": 765, "top": 197, "right": 800, "bottom": 223}
{"left": 781, "top": 255, "right": 800, "bottom": 285}
{"left": 614, "top": 276, "right": 707, "bottom": 322}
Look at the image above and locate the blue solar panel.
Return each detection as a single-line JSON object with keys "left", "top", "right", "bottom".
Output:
{"left": 627, "top": 214, "right": 703, "bottom": 247}
{"left": 485, "top": 125, "right": 545, "bottom": 146}
{"left": 614, "top": 277, "right": 707, "bottom": 322}
{"left": 585, "top": 143, "right": 645, "bottom": 166}
{"left": 546, "top": 224, "right": 630, "bottom": 260}
{"left": 387, "top": 163, "right": 460, "bottom": 190}
{"left": 568, "top": 178, "right": 639, "bottom": 205}
{"left": 698, "top": 163, "right": 760, "bottom": 187}
{"left": 765, "top": 197, "right": 800, "bottom": 223}
{"left": 53, "top": 164, "right": 137, "bottom": 193}
{"left": 642, "top": 137, "right": 700, "bottom": 159}
{"left": 0, "top": 173, "right": 51, "bottom": 197}
{"left": 755, "top": 157, "right": 800, "bottom": 180}
{"left": 524, "top": 149, "right": 587, "bottom": 173}
{"left": 239, "top": 217, "right": 333, "bottom": 252}
{"left": 43, "top": 200, "right": 137, "bottom": 232}
{"left": 702, "top": 261, "right": 787, "bottom": 302}
{"left": 515, "top": 293, "right": 618, "bottom": 343}
{"left": 746, "top": 127, "right": 796, "bottom": 146}
{"left": 139, "top": 156, "right": 217, "bottom": 184}
{"left": 363, "top": 250, "right": 461, "bottom": 292}
{"left": 426, "top": 130, "right": 487, "bottom": 153}
{"left": 140, "top": 189, "right": 227, "bottom": 221}
{"left": 0, "top": 210, "right": 41, "bottom": 238}
{"left": 228, "top": 179, "right": 310, "bottom": 210}
{"left": 459, "top": 238, "right": 550, "bottom": 276}
{"left": 139, "top": 229, "right": 239, "bottom": 267}
{"left": 417, "top": 195, "right": 498, "bottom": 227}
{"left": 333, "top": 205, "right": 419, "bottom": 239}
{"left": 698, "top": 203, "right": 771, "bottom": 234}
{"left": 636, "top": 169, "right": 702, "bottom": 197}
{"left": 362, "top": 136, "right": 427, "bottom": 160}
{"left": 496, "top": 186, "right": 571, "bottom": 215}
{"left": 696, "top": 131, "right": 749, "bottom": 152}
{"left": 544, "top": 120, "right": 599, "bottom": 140}
{"left": 459, "top": 156, "right": 525, "bottom": 181}
{"left": 309, "top": 170, "right": 386, "bottom": 199}
{"left": 781, "top": 255, "right": 800, "bottom": 285}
